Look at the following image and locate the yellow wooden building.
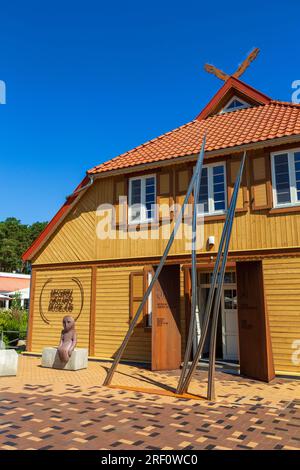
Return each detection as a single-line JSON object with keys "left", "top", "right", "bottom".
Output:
{"left": 23, "top": 75, "right": 300, "bottom": 380}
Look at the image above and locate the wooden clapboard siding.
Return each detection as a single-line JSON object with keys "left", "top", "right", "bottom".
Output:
{"left": 30, "top": 268, "right": 92, "bottom": 353}
{"left": 33, "top": 184, "right": 98, "bottom": 265}
{"left": 263, "top": 257, "right": 300, "bottom": 374}
{"left": 27, "top": 258, "right": 300, "bottom": 373}
{"left": 93, "top": 266, "right": 151, "bottom": 362}
{"left": 31, "top": 150, "right": 300, "bottom": 267}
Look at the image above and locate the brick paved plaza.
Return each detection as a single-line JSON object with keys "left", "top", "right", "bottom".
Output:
{"left": 0, "top": 356, "right": 299, "bottom": 450}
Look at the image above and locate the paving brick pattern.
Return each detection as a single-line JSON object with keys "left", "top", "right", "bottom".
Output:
{"left": 0, "top": 356, "right": 299, "bottom": 450}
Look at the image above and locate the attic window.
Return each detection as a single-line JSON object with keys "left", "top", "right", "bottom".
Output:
{"left": 221, "top": 96, "right": 250, "bottom": 113}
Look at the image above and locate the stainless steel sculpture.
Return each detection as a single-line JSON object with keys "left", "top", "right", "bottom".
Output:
{"left": 103, "top": 134, "right": 207, "bottom": 387}
{"left": 176, "top": 154, "right": 202, "bottom": 393}
{"left": 176, "top": 151, "right": 246, "bottom": 398}
{"left": 206, "top": 152, "right": 246, "bottom": 400}
{"left": 103, "top": 132, "right": 246, "bottom": 401}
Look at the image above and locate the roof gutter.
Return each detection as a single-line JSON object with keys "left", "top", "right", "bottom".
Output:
{"left": 65, "top": 174, "right": 94, "bottom": 200}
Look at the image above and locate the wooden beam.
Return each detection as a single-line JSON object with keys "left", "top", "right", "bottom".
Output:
{"left": 233, "top": 48, "right": 260, "bottom": 79}
{"left": 88, "top": 266, "right": 97, "bottom": 356}
{"left": 204, "top": 63, "right": 229, "bottom": 81}
{"left": 26, "top": 268, "right": 37, "bottom": 352}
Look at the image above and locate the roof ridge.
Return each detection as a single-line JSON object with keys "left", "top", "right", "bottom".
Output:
{"left": 88, "top": 119, "right": 197, "bottom": 173}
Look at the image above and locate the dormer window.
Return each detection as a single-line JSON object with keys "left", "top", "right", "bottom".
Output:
{"left": 221, "top": 96, "right": 250, "bottom": 113}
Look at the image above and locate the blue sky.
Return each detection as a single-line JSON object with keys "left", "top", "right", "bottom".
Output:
{"left": 1, "top": 0, "right": 300, "bottom": 224}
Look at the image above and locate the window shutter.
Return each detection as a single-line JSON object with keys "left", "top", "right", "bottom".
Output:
{"left": 143, "top": 266, "right": 155, "bottom": 328}
{"left": 129, "top": 271, "right": 145, "bottom": 327}
{"left": 157, "top": 170, "right": 173, "bottom": 221}
{"left": 227, "top": 155, "right": 249, "bottom": 212}
{"left": 114, "top": 177, "right": 127, "bottom": 227}
{"left": 250, "top": 151, "right": 272, "bottom": 210}
{"left": 175, "top": 166, "right": 193, "bottom": 219}
{"left": 183, "top": 267, "right": 192, "bottom": 347}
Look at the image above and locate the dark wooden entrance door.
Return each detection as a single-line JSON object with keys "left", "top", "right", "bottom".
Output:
{"left": 236, "top": 261, "right": 275, "bottom": 382}
{"left": 152, "top": 265, "right": 181, "bottom": 371}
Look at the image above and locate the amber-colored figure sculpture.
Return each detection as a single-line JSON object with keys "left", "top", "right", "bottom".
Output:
{"left": 57, "top": 316, "right": 77, "bottom": 363}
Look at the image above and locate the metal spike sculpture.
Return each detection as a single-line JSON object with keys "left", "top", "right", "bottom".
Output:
{"left": 177, "top": 151, "right": 246, "bottom": 399}
{"left": 103, "top": 133, "right": 246, "bottom": 401}
{"left": 103, "top": 134, "right": 207, "bottom": 387}
{"left": 204, "top": 48, "right": 260, "bottom": 81}
{"left": 176, "top": 156, "right": 202, "bottom": 394}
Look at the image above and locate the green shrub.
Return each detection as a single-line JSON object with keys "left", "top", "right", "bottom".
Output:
{"left": 0, "top": 308, "right": 28, "bottom": 347}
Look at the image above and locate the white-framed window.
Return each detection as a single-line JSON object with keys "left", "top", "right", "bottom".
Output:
{"left": 128, "top": 174, "right": 156, "bottom": 223}
{"left": 221, "top": 96, "right": 250, "bottom": 114}
{"left": 271, "top": 148, "right": 300, "bottom": 208}
{"left": 196, "top": 162, "right": 227, "bottom": 216}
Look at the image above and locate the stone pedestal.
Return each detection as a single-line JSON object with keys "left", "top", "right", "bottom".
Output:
{"left": 0, "top": 349, "right": 18, "bottom": 376}
{"left": 41, "top": 347, "right": 88, "bottom": 370}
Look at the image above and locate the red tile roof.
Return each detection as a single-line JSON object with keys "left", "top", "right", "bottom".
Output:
{"left": 23, "top": 78, "right": 300, "bottom": 262}
{"left": 88, "top": 100, "right": 300, "bottom": 175}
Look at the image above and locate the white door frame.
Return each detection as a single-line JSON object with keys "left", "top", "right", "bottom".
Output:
{"left": 196, "top": 271, "right": 239, "bottom": 362}
{"left": 221, "top": 285, "right": 239, "bottom": 361}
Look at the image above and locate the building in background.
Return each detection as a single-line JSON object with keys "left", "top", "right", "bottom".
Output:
{"left": 0, "top": 273, "right": 31, "bottom": 309}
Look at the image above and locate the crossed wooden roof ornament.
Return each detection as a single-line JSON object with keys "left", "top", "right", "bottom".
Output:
{"left": 204, "top": 48, "right": 260, "bottom": 81}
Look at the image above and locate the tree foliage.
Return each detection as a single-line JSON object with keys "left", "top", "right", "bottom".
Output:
{"left": 0, "top": 218, "right": 47, "bottom": 273}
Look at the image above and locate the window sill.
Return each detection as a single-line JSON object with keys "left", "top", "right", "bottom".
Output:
{"left": 198, "top": 213, "right": 227, "bottom": 222}
{"left": 116, "top": 216, "right": 173, "bottom": 230}
{"left": 128, "top": 219, "right": 156, "bottom": 225}
{"left": 126, "top": 219, "right": 158, "bottom": 230}
{"left": 269, "top": 205, "right": 300, "bottom": 215}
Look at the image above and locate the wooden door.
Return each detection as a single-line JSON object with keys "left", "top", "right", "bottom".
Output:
{"left": 152, "top": 265, "right": 181, "bottom": 371}
{"left": 236, "top": 261, "right": 275, "bottom": 382}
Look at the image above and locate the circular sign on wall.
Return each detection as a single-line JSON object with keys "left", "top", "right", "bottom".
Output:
{"left": 39, "top": 277, "right": 84, "bottom": 325}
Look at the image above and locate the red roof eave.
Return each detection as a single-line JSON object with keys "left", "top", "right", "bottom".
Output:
{"left": 196, "top": 76, "right": 271, "bottom": 120}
